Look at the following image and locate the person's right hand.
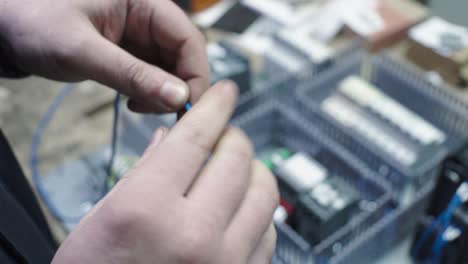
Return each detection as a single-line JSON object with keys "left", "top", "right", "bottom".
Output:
{"left": 52, "top": 81, "right": 279, "bottom": 264}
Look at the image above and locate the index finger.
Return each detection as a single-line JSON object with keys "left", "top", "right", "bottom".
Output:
{"left": 134, "top": 81, "right": 238, "bottom": 194}
{"left": 148, "top": 0, "right": 210, "bottom": 102}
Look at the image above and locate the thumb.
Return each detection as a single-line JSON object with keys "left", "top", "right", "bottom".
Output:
{"left": 71, "top": 33, "right": 190, "bottom": 111}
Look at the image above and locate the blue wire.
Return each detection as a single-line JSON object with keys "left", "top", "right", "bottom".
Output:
{"left": 29, "top": 83, "right": 79, "bottom": 222}
{"left": 412, "top": 190, "right": 464, "bottom": 260}
{"left": 412, "top": 198, "right": 457, "bottom": 258}
{"left": 431, "top": 196, "right": 462, "bottom": 260}
{"left": 30, "top": 87, "right": 123, "bottom": 222}
{"left": 31, "top": 88, "right": 186, "bottom": 223}
{"left": 432, "top": 234, "right": 447, "bottom": 262}
{"left": 31, "top": 88, "right": 124, "bottom": 223}
{"left": 104, "top": 93, "right": 121, "bottom": 195}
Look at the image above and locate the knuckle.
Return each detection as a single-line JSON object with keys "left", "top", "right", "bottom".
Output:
{"left": 223, "top": 128, "right": 254, "bottom": 162}
{"left": 179, "top": 123, "right": 212, "bottom": 156}
{"left": 125, "top": 60, "right": 152, "bottom": 97}
{"left": 105, "top": 204, "right": 149, "bottom": 232}
{"left": 173, "top": 221, "right": 215, "bottom": 263}
{"left": 98, "top": 202, "right": 152, "bottom": 245}
{"left": 253, "top": 161, "right": 280, "bottom": 208}
{"left": 53, "top": 36, "right": 87, "bottom": 67}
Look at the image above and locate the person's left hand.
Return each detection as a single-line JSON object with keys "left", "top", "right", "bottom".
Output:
{"left": 0, "top": 0, "right": 210, "bottom": 112}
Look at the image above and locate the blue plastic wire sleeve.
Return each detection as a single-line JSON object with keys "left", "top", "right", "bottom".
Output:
{"left": 104, "top": 93, "right": 121, "bottom": 195}
{"left": 29, "top": 83, "right": 77, "bottom": 223}
{"left": 432, "top": 230, "right": 449, "bottom": 262}
{"left": 431, "top": 184, "right": 468, "bottom": 258}
{"left": 430, "top": 194, "right": 463, "bottom": 260}
{"left": 412, "top": 195, "right": 461, "bottom": 258}
{"left": 185, "top": 102, "right": 192, "bottom": 111}
{"left": 430, "top": 215, "right": 456, "bottom": 262}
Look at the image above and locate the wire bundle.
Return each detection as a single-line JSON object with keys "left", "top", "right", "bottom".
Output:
{"left": 31, "top": 86, "right": 192, "bottom": 224}
{"left": 412, "top": 183, "right": 468, "bottom": 263}
{"left": 30, "top": 86, "right": 122, "bottom": 223}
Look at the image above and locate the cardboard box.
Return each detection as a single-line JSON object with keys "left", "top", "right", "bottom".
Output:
{"left": 406, "top": 17, "right": 468, "bottom": 86}
{"left": 345, "top": 0, "right": 428, "bottom": 52}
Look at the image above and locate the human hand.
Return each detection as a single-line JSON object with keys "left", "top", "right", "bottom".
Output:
{"left": 0, "top": 0, "right": 209, "bottom": 112}
{"left": 52, "top": 81, "right": 279, "bottom": 264}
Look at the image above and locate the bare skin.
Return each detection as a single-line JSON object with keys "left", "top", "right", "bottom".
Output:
{"left": 53, "top": 81, "right": 279, "bottom": 264}
{"left": 0, "top": 0, "right": 279, "bottom": 263}
{"left": 0, "top": 0, "right": 210, "bottom": 112}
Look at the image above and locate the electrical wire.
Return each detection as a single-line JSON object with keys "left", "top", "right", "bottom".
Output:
{"left": 431, "top": 230, "right": 449, "bottom": 263}
{"left": 104, "top": 99, "right": 191, "bottom": 192}
{"left": 412, "top": 183, "right": 467, "bottom": 261}
{"left": 31, "top": 86, "right": 124, "bottom": 223}
{"left": 29, "top": 83, "right": 78, "bottom": 222}
{"left": 32, "top": 89, "right": 189, "bottom": 222}
{"left": 412, "top": 195, "right": 461, "bottom": 259}
{"left": 104, "top": 93, "right": 121, "bottom": 195}
{"left": 185, "top": 102, "right": 192, "bottom": 111}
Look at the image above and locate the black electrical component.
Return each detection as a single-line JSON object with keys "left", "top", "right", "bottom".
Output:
{"left": 273, "top": 151, "right": 328, "bottom": 209}
{"left": 263, "top": 149, "right": 360, "bottom": 245}
{"left": 412, "top": 145, "right": 468, "bottom": 263}
{"left": 212, "top": 3, "right": 260, "bottom": 34}
{"left": 174, "top": 0, "right": 190, "bottom": 11}
{"left": 411, "top": 216, "right": 463, "bottom": 264}
{"left": 295, "top": 177, "right": 359, "bottom": 244}
{"left": 427, "top": 148, "right": 468, "bottom": 216}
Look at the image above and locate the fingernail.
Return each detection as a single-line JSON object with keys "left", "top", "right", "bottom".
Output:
{"left": 160, "top": 80, "right": 189, "bottom": 108}
{"left": 218, "top": 80, "right": 239, "bottom": 96}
